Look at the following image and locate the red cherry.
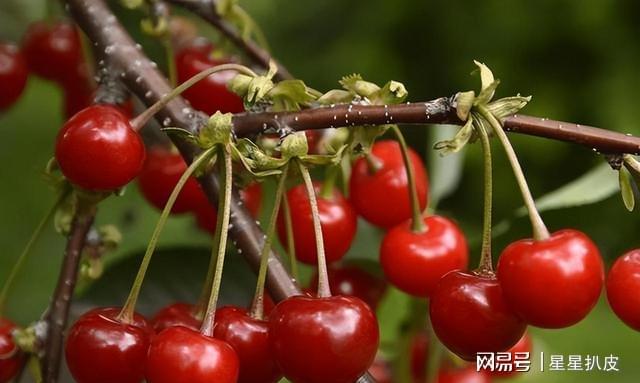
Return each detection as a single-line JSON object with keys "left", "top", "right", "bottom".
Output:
{"left": 486, "top": 332, "right": 532, "bottom": 378}
{"left": 22, "top": 21, "right": 83, "bottom": 83}
{"left": 497, "top": 229, "right": 604, "bottom": 328}
{"left": 0, "top": 43, "right": 28, "bottom": 110}
{"left": 146, "top": 326, "right": 239, "bottom": 383}
{"left": 195, "top": 183, "right": 262, "bottom": 233}
{"left": 150, "top": 302, "right": 201, "bottom": 333}
{"left": 176, "top": 43, "right": 244, "bottom": 115}
{"left": 309, "top": 264, "right": 387, "bottom": 310}
{"left": 269, "top": 295, "right": 379, "bottom": 383}
{"left": 214, "top": 306, "right": 282, "bottom": 383}
{"left": 138, "top": 148, "right": 204, "bottom": 214}
{"left": 380, "top": 215, "right": 468, "bottom": 297}
{"left": 436, "top": 364, "right": 491, "bottom": 383}
{"left": 0, "top": 318, "right": 24, "bottom": 383}
{"left": 606, "top": 249, "right": 640, "bottom": 331}
{"left": 350, "top": 140, "right": 429, "bottom": 228}
{"left": 276, "top": 182, "right": 357, "bottom": 265}
{"left": 55, "top": 105, "right": 145, "bottom": 191}
{"left": 410, "top": 332, "right": 429, "bottom": 383}
{"left": 430, "top": 271, "right": 526, "bottom": 361}
{"left": 65, "top": 307, "right": 151, "bottom": 383}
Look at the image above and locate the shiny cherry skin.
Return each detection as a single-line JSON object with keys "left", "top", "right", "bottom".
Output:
{"left": 138, "top": 148, "right": 204, "bottom": 214}
{"left": 486, "top": 331, "right": 532, "bottom": 378}
{"left": 497, "top": 229, "right": 604, "bottom": 328}
{"left": 309, "top": 264, "right": 387, "bottom": 310}
{"left": 146, "top": 326, "right": 239, "bottom": 383}
{"left": 350, "top": 140, "right": 429, "bottom": 228}
{"left": 176, "top": 43, "right": 244, "bottom": 115}
{"left": 430, "top": 271, "right": 526, "bottom": 361}
{"left": 0, "top": 318, "right": 23, "bottom": 383}
{"left": 606, "top": 249, "right": 640, "bottom": 331}
{"left": 65, "top": 307, "right": 151, "bottom": 383}
{"left": 380, "top": 215, "right": 468, "bottom": 297}
{"left": 22, "top": 21, "right": 83, "bottom": 83}
{"left": 150, "top": 302, "right": 201, "bottom": 333}
{"left": 195, "top": 182, "right": 262, "bottom": 233}
{"left": 0, "top": 43, "right": 28, "bottom": 110}
{"left": 276, "top": 182, "right": 357, "bottom": 265}
{"left": 269, "top": 295, "right": 379, "bottom": 383}
{"left": 55, "top": 105, "right": 145, "bottom": 191}
{"left": 436, "top": 364, "right": 491, "bottom": 383}
{"left": 214, "top": 306, "right": 282, "bottom": 383}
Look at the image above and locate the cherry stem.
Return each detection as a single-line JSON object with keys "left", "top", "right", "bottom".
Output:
{"left": 476, "top": 121, "right": 494, "bottom": 274}
{"left": 129, "top": 63, "right": 256, "bottom": 131}
{"left": 364, "top": 152, "right": 382, "bottom": 174}
{"left": 297, "top": 159, "right": 331, "bottom": 298}
{"left": 250, "top": 163, "right": 289, "bottom": 320}
{"left": 391, "top": 125, "right": 425, "bottom": 233}
{"left": 281, "top": 189, "right": 299, "bottom": 280}
{"left": 478, "top": 106, "right": 550, "bottom": 241}
{"left": 200, "top": 147, "right": 233, "bottom": 337}
{"left": 117, "top": 146, "right": 216, "bottom": 323}
{"left": 0, "top": 188, "right": 69, "bottom": 315}
{"left": 319, "top": 165, "right": 339, "bottom": 200}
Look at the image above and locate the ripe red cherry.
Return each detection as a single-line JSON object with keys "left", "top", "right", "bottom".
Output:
{"left": 146, "top": 326, "right": 239, "bottom": 383}
{"left": 62, "top": 64, "right": 94, "bottom": 118}
{"left": 410, "top": 332, "right": 429, "bottom": 383}
{"left": 380, "top": 215, "right": 468, "bottom": 297}
{"left": 0, "top": 318, "right": 23, "bottom": 383}
{"left": 138, "top": 148, "right": 204, "bottom": 214}
{"left": 65, "top": 307, "right": 151, "bottom": 383}
{"left": 486, "top": 332, "right": 532, "bottom": 378}
{"left": 606, "top": 249, "right": 640, "bottom": 331}
{"left": 195, "top": 182, "right": 262, "bottom": 233}
{"left": 150, "top": 302, "right": 201, "bottom": 333}
{"left": 350, "top": 140, "right": 429, "bottom": 228}
{"left": 436, "top": 364, "right": 491, "bottom": 383}
{"left": 276, "top": 182, "right": 357, "bottom": 265}
{"left": 497, "top": 229, "right": 604, "bottom": 328}
{"left": 22, "top": 21, "right": 83, "bottom": 83}
{"left": 269, "top": 295, "right": 379, "bottom": 383}
{"left": 0, "top": 43, "right": 28, "bottom": 111}
{"left": 429, "top": 271, "right": 526, "bottom": 361}
{"left": 309, "top": 264, "right": 387, "bottom": 310}
{"left": 214, "top": 306, "right": 282, "bottom": 383}
{"left": 176, "top": 43, "right": 244, "bottom": 115}
{"left": 55, "top": 105, "right": 145, "bottom": 191}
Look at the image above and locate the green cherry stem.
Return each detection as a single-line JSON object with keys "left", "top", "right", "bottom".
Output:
{"left": 477, "top": 106, "right": 550, "bottom": 241}
{"left": 0, "top": 189, "right": 69, "bottom": 315}
{"left": 200, "top": 147, "right": 233, "bottom": 337}
{"left": 297, "top": 159, "right": 331, "bottom": 298}
{"left": 117, "top": 146, "right": 216, "bottom": 323}
{"left": 391, "top": 125, "right": 425, "bottom": 233}
{"left": 281, "top": 189, "right": 299, "bottom": 280}
{"left": 250, "top": 163, "right": 289, "bottom": 320}
{"left": 475, "top": 120, "right": 494, "bottom": 273}
{"left": 129, "top": 63, "right": 257, "bottom": 131}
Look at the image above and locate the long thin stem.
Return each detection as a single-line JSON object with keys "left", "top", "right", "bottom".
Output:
{"left": 200, "top": 147, "right": 233, "bottom": 337}
{"left": 391, "top": 125, "right": 425, "bottom": 232}
{"left": 129, "top": 63, "right": 256, "bottom": 130}
{"left": 0, "top": 190, "right": 68, "bottom": 314}
{"left": 250, "top": 163, "right": 289, "bottom": 320}
{"left": 281, "top": 191, "right": 298, "bottom": 280}
{"left": 118, "top": 147, "right": 215, "bottom": 323}
{"left": 475, "top": 120, "right": 494, "bottom": 273}
{"left": 478, "top": 106, "right": 550, "bottom": 241}
{"left": 297, "top": 159, "right": 331, "bottom": 298}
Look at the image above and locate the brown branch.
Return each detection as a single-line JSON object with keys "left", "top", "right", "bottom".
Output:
{"left": 42, "top": 203, "right": 96, "bottom": 382}
{"left": 167, "top": 0, "right": 292, "bottom": 81}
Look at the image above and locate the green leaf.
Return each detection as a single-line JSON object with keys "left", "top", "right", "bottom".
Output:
{"left": 428, "top": 125, "right": 466, "bottom": 207}
{"left": 370, "top": 80, "right": 408, "bottom": 105}
{"left": 516, "top": 162, "right": 619, "bottom": 215}
{"left": 433, "top": 118, "right": 474, "bottom": 155}
{"left": 268, "top": 79, "right": 317, "bottom": 111}
{"left": 619, "top": 167, "right": 635, "bottom": 211}
{"left": 455, "top": 90, "right": 475, "bottom": 121}
{"left": 339, "top": 73, "right": 364, "bottom": 92}
{"left": 474, "top": 79, "right": 500, "bottom": 106}
{"left": 473, "top": 60, "right": 496, "bottom": 99}
{"left": 317, "top": 89, "right": 354, "bottom": 105}
{"left": 487, "top": 95, "right": 532, "bottom": 120}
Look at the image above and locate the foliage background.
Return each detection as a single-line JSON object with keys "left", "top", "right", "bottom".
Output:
{"left": 1, "top": 0, "right": 639, "bottom": 382}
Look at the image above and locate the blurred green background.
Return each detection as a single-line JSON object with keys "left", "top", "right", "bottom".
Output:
{"left": 1, "top": 0, "right": 640, "bottom": 382}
